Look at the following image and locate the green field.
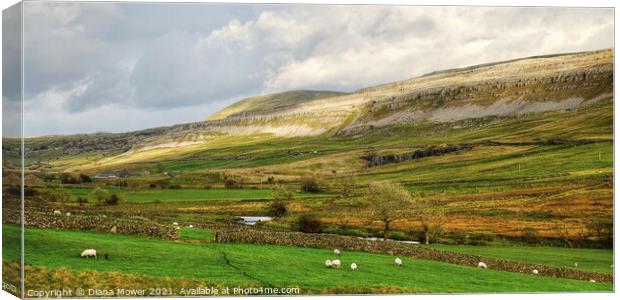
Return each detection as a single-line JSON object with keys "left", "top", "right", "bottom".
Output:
{"left": 2, "top": 225, "right": 612, "bottom": 293}
{"left": 426, "top": 244, "right": 613, "bottom": 274}
{"left": 65, "top": 188, "right": 325, "bottom": 203}
{"left": 179, "top": 227, "right": 216, "bottom": 242}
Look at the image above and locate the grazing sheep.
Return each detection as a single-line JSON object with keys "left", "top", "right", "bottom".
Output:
{"left": 80, "top": 249, "right": 97, "bottom": 259}
{"left": 574, "top": 262, "right": 579, "bottom": 268}
{"left": 477, "top": 262, "right": 488, "bottom": 269}
{"left": 66, "top": 212, "right": 71, "bottom": 216}
{"left": 350, "top": 263, "right": 357, "bottom": 271}
{"left": 189, "top": 224, "right": 194, "bottom": 228}
{"left": 325, "top": 260, "right": 333, "bottom": 268}
{"left": 394, "top": 257, "right": 403, "bottom": 267}
{"left": 53, "top": 210, "right": 61, "bottom": 215}
{"left": 175, "top": 226, "right": 181, "bottom": 230}
{"left": 589, "top": 279, "right": 596, "bottom": 283}
{"left": 172, "top": 222, "right": 179, "bottom": 226}
{"left": 331, "top": 259, "right": 341, "bottom": 268}
{"left": 333, "top": 249, "right": 341, "bottom": 256}
{"left": 532, "top": 269, "right": 539, "bottom": 275}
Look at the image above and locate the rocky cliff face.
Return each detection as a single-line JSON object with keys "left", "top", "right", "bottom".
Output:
{"left": 197, "top": 49, "right": 612, "bottom": 139}
{"left": 338, "top": 50, "right": 612, "bottom": 135}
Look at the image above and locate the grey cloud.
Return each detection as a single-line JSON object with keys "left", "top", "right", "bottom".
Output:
{"left": 16, "top": 3, "right": 614, "bottom": 136}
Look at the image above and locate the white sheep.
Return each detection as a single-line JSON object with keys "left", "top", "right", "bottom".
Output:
{"left": 80, "top": 249, "right": 97, "bottom": 259}
{"left": 331, "top": 259, "right": 341, "bottom": 268}
{"left": 189, "top": 224, "right": 194, "bottom": 228}
{"left": 66, "top": 212, "right": 71, "bottom": 216}
{"left": 172, "top": 222, "right": 179, "bottom": 226}
{"left": 574, "top": 262, "right": 579, "bottom": 268}
{"left": 325, "top": 260, "right": 333, "bottom": 268}
{"left": 394, "top": 257, "right": 403, "bottom": 267}
{"left": 53, "top": 210, "right": 61, "bottom": 215}
{"left": 589, "top": 279, "right": 596, "bottom": 283}
{"left": 478, "top": 262, "right": 488, "bottom": 269}
{"left": 532, "top": 269, "right": 539, "bottom": 275}
{"left": 175, "top": 226, "right": 181, "bottom": 230}
{"left": 333, "top": 249, "right": 341, "bottom": 256}
{"left": 350, "top": 262, "right": 357, "bottom": 271}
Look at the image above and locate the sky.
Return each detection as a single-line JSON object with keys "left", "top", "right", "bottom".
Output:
{"left": 2, "top": 2, "right": 614, "bottom": 136}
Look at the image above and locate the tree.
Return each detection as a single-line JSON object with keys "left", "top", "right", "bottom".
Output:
{"left": 79, "top": 174, "right": 92, "bottom": 183}
{"left": 300, "top": 174, "right": 321, "bottom": 193}
{"left": 37, "top": 188, "right": 69, "bottom": 203}
{"left": 105, "top": 193, "right": 122, "bottom": 205}
{"left": 554, "top": 220, "right": 574, "bottom": 248}
{"left": 364, "top": 181, "right": 414, "bottom": 240}
{"left": 58, "top": 173, "right": 77, "bottom": 184}
{"left": 89, "top": 187, "right": 110, "bottom": 204}
{"left": 268, "top": 187, "right": 293, "bottom": 217}
{"left": 224, "top": 179, "right": 238, "bottom": 189}
{"left": 587, "top": 218, "right": 613, "bottom": 247}
{"left": 298, "top": 214, "right": 323, "bottom": 233}
{"left": 76, "top": 196, "right": 89, "bottom": 206}
{"left": 414, "top": 196, "right": 445, "bottom": 244}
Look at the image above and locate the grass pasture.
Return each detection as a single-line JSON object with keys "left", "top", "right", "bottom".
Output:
{"left": 2, "top": 225, "right": 612, "bottom": 293}
{"left": 65, "top": 187, "right": 326, "bottom": 203}
{"left": 426, "top": 244, "right": 613, "bottom": 274}
{"left": 179, "top": 228, "right": 216, "bottom": 242}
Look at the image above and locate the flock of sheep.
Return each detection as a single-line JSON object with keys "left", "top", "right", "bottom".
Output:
{"left": 477, "top": 261, "right": 540, "bottom": 276}
{"left": 77, "top": 246, "right": 602, "bottom": 283}
{"left": 172, "top": 222, "right": 193, "bottom": 230}
{"left": 323, "top": 250, "right": 547, "bottom": 278}
{"left": 324, "top": 249, "right": 403, "bottom": 271}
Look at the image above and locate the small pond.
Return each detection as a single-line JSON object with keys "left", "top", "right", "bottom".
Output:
{"left": 237, "top": 216, "right": 273, "bottom": 225}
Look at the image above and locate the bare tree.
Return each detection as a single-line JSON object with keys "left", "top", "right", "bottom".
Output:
{"left": 415, "top": 196, "right": 446, "bottom": 244}
{"left": 268, "top": 186, "right": 294, "bottom": 218}
{"left": 364, "top": 181, "right": 414, "bottom": 240}
{"left": 554, "top": 220, "right": 574, "bottom": 248}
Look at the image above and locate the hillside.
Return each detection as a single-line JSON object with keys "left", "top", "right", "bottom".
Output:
{"left": 13, "top": 48, "right": 613, "bottom": 171}
{"left": 207, "top": 90, "right": 346, "bottom": 121}
{"left": 127, "top": 48, "right": 613, "bottom": 146}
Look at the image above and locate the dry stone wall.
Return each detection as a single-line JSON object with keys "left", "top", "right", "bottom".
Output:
{"left": 3, "top": 209, "right": 178, "bottom": 240}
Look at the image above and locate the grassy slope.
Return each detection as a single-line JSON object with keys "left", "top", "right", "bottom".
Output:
{"left": 426, "top": 244, "right": 613, "bottom": 274}
{"left": 2, "top": 225, "right": 611, "bottom": 293}
{"left": 64, "top": 188, "right": 326, "bottom": 203}
{"left": 36, "top": 97, "right": 612, "bottom": 177}
{"left": 361, "top": 142, "right": 612, "bottom": 186}
{"left": 207, "top": 90, "right": 345, "bottom": 121}
{"left": 111, "top": 98, "right": 614, "bottom": 173}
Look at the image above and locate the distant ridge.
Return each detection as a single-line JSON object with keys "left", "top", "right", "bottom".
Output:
{"left": 420, "top": 49, "right": 610, "bottom": 78}
{"left": 207, "top": 90, "right": 346, "bottom": 121}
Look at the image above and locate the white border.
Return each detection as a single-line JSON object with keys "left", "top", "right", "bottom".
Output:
{"left": 0, "top": 1, "right": 617, "bottom": 300}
